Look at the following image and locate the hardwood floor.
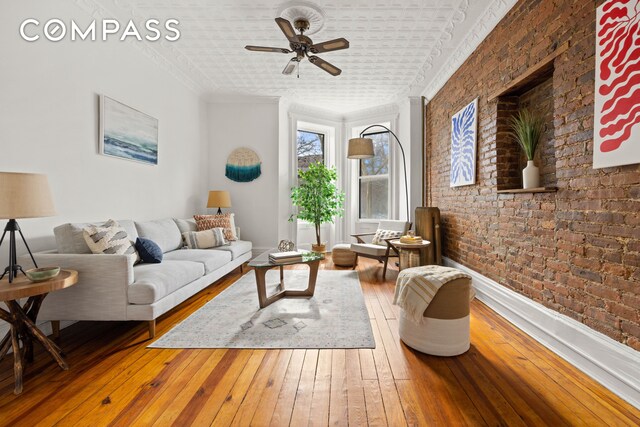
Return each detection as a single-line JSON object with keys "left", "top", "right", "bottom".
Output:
{"left": 0, "top": 257, "right": 638, "bottom": 426}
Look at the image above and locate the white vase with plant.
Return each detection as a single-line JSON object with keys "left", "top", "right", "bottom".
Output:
{"left": 509, "top": 109, "right": 544, "bottom": 189}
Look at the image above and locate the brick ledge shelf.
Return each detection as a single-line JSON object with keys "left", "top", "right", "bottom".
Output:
{"left": 497, "top": 187, "right": 557, "bottom": 194}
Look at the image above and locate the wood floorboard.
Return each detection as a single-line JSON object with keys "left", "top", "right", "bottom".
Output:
{"left": 0, "top": 258, "right": 637, "bottom": 426}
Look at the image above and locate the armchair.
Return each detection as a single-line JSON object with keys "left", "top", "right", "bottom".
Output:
{"left": 350, "top": 220, "right": 411, "bottom": 279}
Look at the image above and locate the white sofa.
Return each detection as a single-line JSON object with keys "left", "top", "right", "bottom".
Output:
{"left": 22, "top": 218, "right": 252, "bottom": 338}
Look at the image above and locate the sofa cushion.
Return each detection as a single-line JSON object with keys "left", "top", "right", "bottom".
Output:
{"left": 129, "top": 261, "right": 204, "bottom": 304}
{"left": 173, "top": 218, "right": 197, "bottom": 235}
{"left": 213, "top": 240, "right": 252, "bottom": 260}
{"left": 135, "top": 218, "right": 182, "bottom": 253}
{"left": 163, "top": 249, "right": 232, "bottom": 274}
{"left": 183, "top": 229, "right": 227, "bottom": 249}
{"left": 135, "top": 237, "right": 163, "bottom": 263}
{"left": 194, "top": 214, "right": 237, "bottom": 241}
{"left": 350, "top": 243, "right": 388, "bottom": 257}
{"left": 164, "top": 249, "right": 232, "bottom": 274}
{"left": 83, "top": 220, "right": 139, "bottom": 258}
{"left": 54, "top": 220, "right": 138, "bottom": 254}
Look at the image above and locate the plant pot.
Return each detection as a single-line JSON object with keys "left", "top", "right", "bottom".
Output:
{"left": 311, "top": 243, "right": 326, "bottom": 253}
{"left": 522, "top": 160, "right": 540, "bottom": 189}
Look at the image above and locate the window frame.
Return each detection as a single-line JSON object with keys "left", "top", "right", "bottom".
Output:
{"left": 358, "top": 130, "right": 390, "bottom": 220}
{"left": 296, "top": 129, "right": 326, "bottom": 171}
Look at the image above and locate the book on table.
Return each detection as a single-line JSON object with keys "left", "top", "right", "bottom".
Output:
{"left": 269, "top": 251, "right": 303, "bottom": 263}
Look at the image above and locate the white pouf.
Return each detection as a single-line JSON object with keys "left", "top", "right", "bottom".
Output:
{"left": 399, "top": 312, "right": 470, "bottom": 356}
{"left": 396, "top": 272, "right": 472, "bottom": 356}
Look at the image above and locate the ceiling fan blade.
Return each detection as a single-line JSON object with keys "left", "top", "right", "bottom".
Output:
{"left": 282, "top": 58, "right": 299, "bottom": 75}
{"left": 275, "top": 17, "right": 300, "bottom": 44}
{"left": 308, "top": 56, "right": 342, "bottom": 76}
{"left": 245, "top": 45, "right": 291, "bottom": 53}
{"left": 309, "top": 38, "right": 350, "bottom": 54}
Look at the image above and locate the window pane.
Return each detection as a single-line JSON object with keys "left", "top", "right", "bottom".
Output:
{"left": 359, "top": 132, "right": 389, "bottom": 176}
{"left": 297, "top": 130, "right": 324, "bottom": 171}
{"left": 359, "top": 178, "right": 388, "bottom": 219}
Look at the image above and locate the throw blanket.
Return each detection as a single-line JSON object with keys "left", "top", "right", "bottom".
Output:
{"left": 393, "top": 265, "right": 473, "bottom": 323}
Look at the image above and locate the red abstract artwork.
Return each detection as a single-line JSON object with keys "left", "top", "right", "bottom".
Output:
{"left": 594, "top": 0, "right": 640, "bottom": 168}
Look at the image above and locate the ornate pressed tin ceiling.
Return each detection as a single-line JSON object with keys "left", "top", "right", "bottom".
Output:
{"left": 85, "top": 0, "right": 517, "bottom": 112}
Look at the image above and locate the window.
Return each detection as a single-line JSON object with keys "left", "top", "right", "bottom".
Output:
{"left": 359, "top": 131, "right": 389, "bottom": 219}
{"left": 297, "top": 130, "right": 325, "bottom": 171}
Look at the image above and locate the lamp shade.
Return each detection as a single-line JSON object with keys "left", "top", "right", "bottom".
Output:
{"left": 347, "top": 137, "right": 375, "bottom": 159}
{"left": 207, "top": 190, "right": 231, "bottom": 208}
{"left": 0, "top": 172, "right": 56, "bottom": 219}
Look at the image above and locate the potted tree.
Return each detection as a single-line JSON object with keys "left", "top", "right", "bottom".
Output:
{"left": 290, "top": 162, "right": 345, "bottom": 253}
{"left": 509, "top": 109, "right": 544, "bottom": 189}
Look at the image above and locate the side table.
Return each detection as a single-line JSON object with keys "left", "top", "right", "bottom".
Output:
{"left": 389, "top": 240, "right": 431, "bottom": 271}
{"left": 0, "top": 269, "right": 78, "bottom": 394}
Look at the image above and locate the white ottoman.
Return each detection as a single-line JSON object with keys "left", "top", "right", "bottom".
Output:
{"left": 398, "top": 275, "right": 472, "bottom": 356}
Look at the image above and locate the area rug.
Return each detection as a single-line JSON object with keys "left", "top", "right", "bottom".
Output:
{"left": 149, "top": 270, "right": 375, "bottom": 349}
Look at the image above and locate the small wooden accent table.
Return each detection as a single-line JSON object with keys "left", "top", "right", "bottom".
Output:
{"left": 0, "top": 269, "right": 78, "bottom": 394}
{"left": 389, "top": 240, "right": 431, "bottom": 271}
{"left": 248, "top": 250, "right": 324, "bottom": 308}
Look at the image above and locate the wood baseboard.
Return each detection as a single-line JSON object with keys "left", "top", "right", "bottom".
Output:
{"left": 444, "top": 257, "right": 640, "bottom": 409}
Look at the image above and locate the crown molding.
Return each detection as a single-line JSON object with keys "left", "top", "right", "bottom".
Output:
{"left": 206, "top": 93, "right": 281, "bottom": 104}
{"left": 411, "top": 0, "right": 518, "bottom": 101}
{"left": 343, "top": 103, "right": 400, "bottom": 123}
{"left": 288, "top": 102, "right": 343, "bottom": 121}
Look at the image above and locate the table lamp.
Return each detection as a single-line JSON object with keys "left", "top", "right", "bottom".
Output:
{"left": 207, "top": 190, "right": 231, "bottom": 215}
{"left": 0, "top": 172, "right": 56, "bottom": 283}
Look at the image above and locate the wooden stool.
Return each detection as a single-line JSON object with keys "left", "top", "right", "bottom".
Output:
{"left": 331, "top": 244, "right": 356, "bottom": 267}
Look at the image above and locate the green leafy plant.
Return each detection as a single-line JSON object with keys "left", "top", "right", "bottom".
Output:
{"left": 509, "top": 109, "right": 544, "bottom": 161}
{"left": 290, "top": 162, "right": 345, "bottom": 246}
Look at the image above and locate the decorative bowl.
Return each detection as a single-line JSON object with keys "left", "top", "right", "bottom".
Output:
{"left": 25, "top": 267, "right": 60, "bottom": 282}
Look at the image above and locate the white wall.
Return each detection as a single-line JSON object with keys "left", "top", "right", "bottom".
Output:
{"left": 0, "top": 1, "right": 208, "bottom": 336}
{"left": 399, "top": 97, "right": 424, "bottom": 221}
{"left": 207, "top": 98, "right": 279, "bottom": 252}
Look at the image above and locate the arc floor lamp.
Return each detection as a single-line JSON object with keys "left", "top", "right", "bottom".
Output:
{"left": 347, "top": 125, "right": 410, "bottom": 222}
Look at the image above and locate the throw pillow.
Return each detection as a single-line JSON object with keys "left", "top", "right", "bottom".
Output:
{"left": 82, "top": 220, "right": 139, "bottom": 260}
{"left": 371, "top": 229, "right": 404, "bottom": 246}
{"left": 193, "top": 213, "right": 237, "bottom": 241}
{"left": 183, "top": 228, "right": 228, "bottom": 249}
{"left": 135, "top": 237, "right": 163, "bottom": 263}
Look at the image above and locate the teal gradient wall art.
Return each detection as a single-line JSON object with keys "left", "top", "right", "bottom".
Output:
{"left": 225, "top": 147, "right": 262, "bottom": 182}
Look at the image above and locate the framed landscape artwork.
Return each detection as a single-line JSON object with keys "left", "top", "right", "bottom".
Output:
{"left": 450, "top": 98, "right": 478, "bottom": 187}
{"left": 593, "top": 0, "right": 640, "bottom": 168}
{"left": 100, "top": 95, "right": 158, "bottom": 165}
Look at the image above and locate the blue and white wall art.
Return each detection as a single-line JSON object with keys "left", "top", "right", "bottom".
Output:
{"left": 100, "top": 95, "right": 158, "bottom": 165}
{"left": 450, "top": 98, "right": 478, "bottom": 187}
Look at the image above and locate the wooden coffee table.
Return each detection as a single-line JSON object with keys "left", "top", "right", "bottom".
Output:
{"left": 0, "top": 269, "right": 78, "bottom": 394}
{"left": 248, "top": 249, "right": 324, "bottom": 308}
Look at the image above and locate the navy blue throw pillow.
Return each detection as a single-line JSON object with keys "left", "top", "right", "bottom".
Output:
{"left": 135, "top": 237, "right": 163, "bottom": 263}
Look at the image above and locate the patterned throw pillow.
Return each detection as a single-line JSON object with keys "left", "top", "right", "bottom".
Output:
{"left": 193, "top": 214, "right": 237, "bottom": 241}
{"left": 371, "top": 229, "right": 404, "bottom": 246}
{"left": 82, "top": 220, "right": 139, "bottom": 259}
{"left": 182, "top": 228, "right": 228, "bottom": 249}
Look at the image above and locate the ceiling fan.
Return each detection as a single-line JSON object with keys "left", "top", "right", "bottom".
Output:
{"left": 245, "top": 17, "right": 349, "bottom": 76}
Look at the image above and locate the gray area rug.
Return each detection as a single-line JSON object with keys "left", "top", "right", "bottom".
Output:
{"left": 149, "top": 270, "right": 375, "bottom": 349}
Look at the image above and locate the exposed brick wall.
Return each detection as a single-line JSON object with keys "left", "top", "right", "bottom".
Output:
{"left": 425, "top": 0, "right": 640, "bottom": 350}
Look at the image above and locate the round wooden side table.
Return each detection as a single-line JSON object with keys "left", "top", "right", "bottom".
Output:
{"left": 0, "top": 269, "right": 78, "bottom": 394}
{"left": 389, "top": 240, "right": 431, "bottom": 271}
